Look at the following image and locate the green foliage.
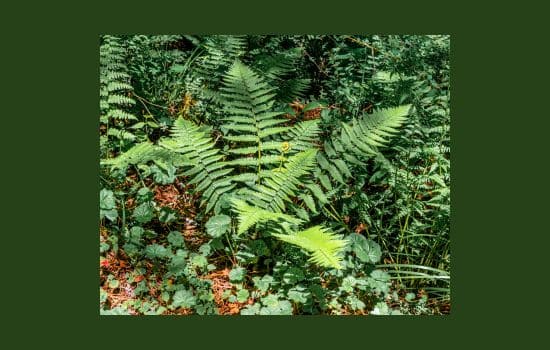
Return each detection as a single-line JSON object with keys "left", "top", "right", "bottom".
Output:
{"left": 101, "top": 142, "right": 173, "bottom": 171}
{"left": 349, "top": 234, "right": 381, "bottom": 264}
{"left": 100, "top": 36, "right": 137, "bottom": 123}
{"left": 99, "top": 34, "right": 450, "bottom": 316}
{"left": 205, "top": 215, "right": 231, "bottom": 238}
{"left": 160, "top": 118, "right": 234, "bottom": 213}
{"left": 171, "top": 289, "right": 197, "bottom": 309}
{"left": 251, "top": 47, "right": 311, "bottom": 103}
{"left": 99, "top": 189, "right": 117, "bottom": 222}
{"left": 231, "top": 198, "right": 302, "bottom": 235}
{"left": 246, "top": 149, "right": 319, "bottom": 212}
{"left": 317, "top": 104, "right": 411, "bottom": 187}
{"left": 100, "top": 35, "right": 139, "bottom": 156}
{"left": 195, "top": 35, "right": 247, "bottom": 89}
{"left": 272, "top": 226, "right": 348, "bottom": 270}
{"left": 220, "top": 60, "right": 289, "bottom": 149}
{"left": 231, "top": 198, "right": 347, "bottom": 269}
{"left": 228, "top": 267, "right": 246, "bottom": 282}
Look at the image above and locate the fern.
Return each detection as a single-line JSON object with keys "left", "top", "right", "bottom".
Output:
{"left": 231, "top": 198, "right": 302, "bottom": 235}
{"left": 272, "top": 226, "right": 348, "bottom": 270}
{"left": 317, "top": 105, "right": 411, "bottom": 186}
{"left": 245, "top": 149, "right": 318, "bottom": 212}
{"left": 341, "top": 105, "right": 411, "bottom": 156}
{"left": 100, "top": 35, "right": 137, "bottom": 123}
{"left": 220, "top": 60, "right": 290, "bottom": 172}
{"left": 252, "top": 48, "right": 310, "bottom": 103}
{"left": 164, "top": 61, "right": 320, "bottom": 215}
{"left": 100, "top": 35, "right": 138, "bottom": 147}
{"left": 194, "top": 35, "right": 247, "bottom": 90}
{"left": 101, "top": 142, "right": 173, "bottom": 171}
{"left": 282, "top": 119, "right": 321, "bottom": 154}
{"left": 231, "top": 199, "right": 347, "bottom": 269}
{"left": 160, "top": 118, "right": 235, "bottom": 213}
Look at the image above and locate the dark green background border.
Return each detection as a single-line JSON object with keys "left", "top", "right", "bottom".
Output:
{"left": 4, "top": 0, "right": 546, "bottom": 347}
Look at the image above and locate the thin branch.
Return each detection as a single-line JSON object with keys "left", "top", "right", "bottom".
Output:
{"left": 132, "top": 92, "right": 169, "bottom": 110}
{"left": 344, "top": 35, "right": 378, "bottom": 53}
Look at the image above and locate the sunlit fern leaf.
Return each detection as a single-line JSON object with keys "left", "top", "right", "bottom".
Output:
{"left": 106, "top": 128, "right": 136, "bottom": 142}
{"left": 107, "top": 82, "right": 133, "bottom": 92}
{"left": 107, "top": 95, "right": 135, "bottom": 106}
{"left": 249, "top": 149, "right": 318, "bottom": 212}
{"left": 272, "top": 226, "right": 348, "bottom": 270}
{"left": 231, "top": 198, "right": 302, "bottom": 235}
{"left": 282, "top": 120, "right": 321, "bottom": 154}
{"left": 107, "top": 109, "right": 138, "bottom": 121}
{"left": 342, "top": 105, "right": 411, "bottom": 157}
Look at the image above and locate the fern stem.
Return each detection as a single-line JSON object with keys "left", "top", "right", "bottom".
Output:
{"left": 257, "top": 145, "right": 262, "bottom": 185}
{"left": 133, "top": 165, "right": 147, "bottom": 188}
{"left": 322, "top": 207, "right": 340, "bottom": 222}
{"left": 327, "top": 203, "right": 342, "bottom": 221}
{"left": 132, "top": 92, "right": 168, "bottom": 111}
{"left": 225, "top": 230, "right": 237, "bottom": 266}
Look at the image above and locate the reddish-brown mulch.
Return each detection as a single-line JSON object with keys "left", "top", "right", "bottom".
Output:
{"left": 201, "top": 268, "right": 252, "bottom": 315}
{"left": 153, "top": 178, "right": 208, "bottom": 250}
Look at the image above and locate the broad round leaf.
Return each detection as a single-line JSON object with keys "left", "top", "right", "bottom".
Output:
{"left": 133, "top": 202, "right": 154, "bottom": 224}
{"left": 229, "top": 267, "right": 245, "bottom": 282}
{"left": 205, "top": 215, "right": 231, "bottom": 238}
{"left": 100, "top": 189, "right": 116, "bottom": 210}
{"left": 349, "top": 234, "right": 381, "bottom": 264}
{"left": 172, "top": 289, "right": 196, "bottom": 309}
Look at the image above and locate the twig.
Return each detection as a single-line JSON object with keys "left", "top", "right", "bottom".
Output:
{"left": 132, "top": 92, "right": 169, "bottom": 110}
{"left": 344, "top": 35, "right": 378, "bottom": 53}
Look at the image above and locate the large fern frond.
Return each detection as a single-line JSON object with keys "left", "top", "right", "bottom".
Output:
{"left": 231, "top": 198, "right": 347, "bottom": 269}
{"left": 282, "top": 119, "right": 321, "bottom": 154}
{"left": 220, "top": 60, "right": 290, "bottom": 175}
{"left": 272, "top": 226, "right": 348, "bottom": 269}
{"left": 340, "top": 105, "right": 411, "bottom": 157}
{"left": 317, "top": 105, "right": 411, "bottom": 186}
{"left": 100, "top": 36, "right": 137, "bottom": 123}
{"left": 160, "top": 118, "right": 235, "bottom": 212}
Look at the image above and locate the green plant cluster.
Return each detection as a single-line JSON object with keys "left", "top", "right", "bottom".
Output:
{"left": 99, "top": 34, "right": 450, "bottom": 315}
